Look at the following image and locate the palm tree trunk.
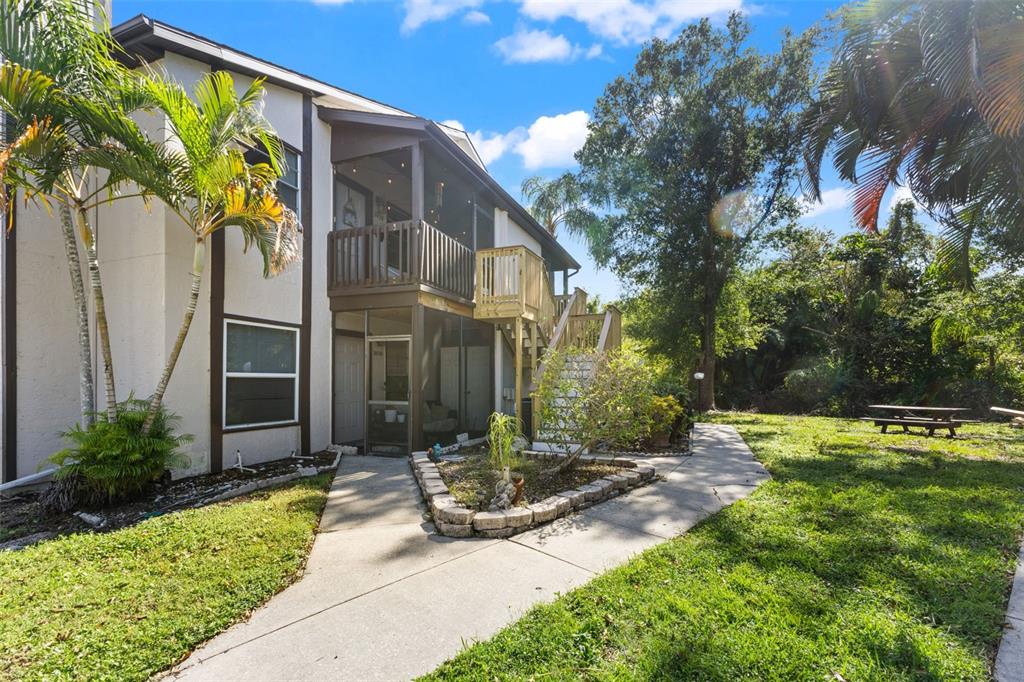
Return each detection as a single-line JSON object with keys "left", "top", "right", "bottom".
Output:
{"left": 58, "top": 204, "right": 95, "bottom": 427}
{"left": 75, "top": 208, "right": 117, "bottom": 422}
{"left": 143, "top": 238, "right": 205, "bottom": 434}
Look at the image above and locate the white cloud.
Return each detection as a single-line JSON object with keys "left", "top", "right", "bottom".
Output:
{"left": 518, "top": 0, "right": 743, "bottom": 45}
{"left": 311, "top": 0, "right": 354, "bottom": 4}
{"left": 463, "top": 9, "right": 491, "bottom": 25}
{"left": 493, "top": 27, "right": 603, "bottom": 64}
{"left": 888, "top": 185, "right": 919, "bottom": 212}
{"left": 442, "top": 110, "right": 590, "bottom": 169}
{"left": 401, "top": 0, "right": 482, "bottom": 34}
{"left": 801, "top": 187, "right": 849, "bottom": 219}
{"left": 516, "top": 110, "right": 590, "bottom": 169}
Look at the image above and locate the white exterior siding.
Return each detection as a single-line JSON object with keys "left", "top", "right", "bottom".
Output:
{"left": 494, "top": 208, "right": 542, "bottom": 257}
{"left": 309, "top": 116, "right": 334, "bottom": 454}
{"left": 12, "top": 199, "right": 83, "bottom": 478}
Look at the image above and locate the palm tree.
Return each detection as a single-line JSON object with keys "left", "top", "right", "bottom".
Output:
{"left": 520, "top": 173, "right": 598, "bottom": 239}
{"left": 136, "top": 70, "right": 300, "bottom": 433}
{"left": 801, "top": 0, "right": 1024, "bottom": 285}
{"left": 0, "top": 0, "right": 143, "bottom": 424}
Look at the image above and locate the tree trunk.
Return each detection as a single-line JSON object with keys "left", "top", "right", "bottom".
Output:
{"left": 76, "top": 208, "right": 117, "bottom": 422}
{"left": 58, "top": 204, "right": 95, "bottom": 427}
{"left": 699, "top": 224, "right": 719, "bottom": 412}
{"left": 700, "top": 303, "right": 717, "bottom": 412}
{"left": 547, "top": 438, "right": 596, "bottom": 475}
{"left": 143, "top": 238, "right": 205, "bottom": 434}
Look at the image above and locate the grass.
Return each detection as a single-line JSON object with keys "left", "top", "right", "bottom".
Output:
{"left": 438, "top": 447, "right": 621, "bottom": 510}
{"left": 422, "top": 414, "right": 1024, "bottom": 681}
{"left": 0, "top": 473, "right": 332, "bottom": 682}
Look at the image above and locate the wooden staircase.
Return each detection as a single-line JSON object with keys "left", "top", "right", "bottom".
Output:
{"left": 473, "top": 246, "right": 622, "bottom": 435}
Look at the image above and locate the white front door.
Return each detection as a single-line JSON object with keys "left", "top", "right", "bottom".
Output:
{"left": 333, "top": 334, "right": 364, "bottom": 444}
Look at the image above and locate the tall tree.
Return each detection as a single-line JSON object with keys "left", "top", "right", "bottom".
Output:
{"left": 0, "top": 0, "right": 152, "bottom": 424}
{"left": 136, "top": 71, "right": 300, "bottom": 433}
{"left": 520, "top": 173, "right": 597, "bottom": 239}
{"left": 801, "top": 0, "right": 1024, "bottom": 285}
{"left": 575, "top": 14, "right": 819, "bottom": 410}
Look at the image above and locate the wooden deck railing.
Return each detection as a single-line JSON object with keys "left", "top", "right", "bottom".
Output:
{"left": 328, "top": 220, "right": 474, "bottom": 301}
{"left": 475, "top": 246, "right": 556, "bottom": 339}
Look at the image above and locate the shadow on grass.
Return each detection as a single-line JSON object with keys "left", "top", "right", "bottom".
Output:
{"left": 429, "top": 417, "right": 1024, "bottom": 680}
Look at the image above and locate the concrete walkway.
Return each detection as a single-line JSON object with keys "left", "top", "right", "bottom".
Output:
{"left": 169, "top": 424, "right": 767, "bottom": 681}
{"left": 995, "top": 542, "right": 1024, "bottom": 681}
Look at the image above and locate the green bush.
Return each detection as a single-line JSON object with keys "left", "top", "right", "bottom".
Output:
{"left": 47, "top": 398, "right": 192, "bottom": 509}
{"left": 646, "top": 394, "right": 684, "bottom": 446}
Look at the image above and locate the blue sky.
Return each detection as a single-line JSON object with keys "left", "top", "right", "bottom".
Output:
{"left": 113, "top": 0, "right": 918, "bottom": 302}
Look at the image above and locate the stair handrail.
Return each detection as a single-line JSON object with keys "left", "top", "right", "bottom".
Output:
{"left": 597, "top": 304, "right": 622, "bottom": 352}
{"left": 528, "top": 287, "right": 581, "bottom": 394}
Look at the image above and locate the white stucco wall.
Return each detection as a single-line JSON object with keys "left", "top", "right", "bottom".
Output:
{"left": 494, "top": 208, "right": 542, "bottom": 257}
{"left": 12, "top": 199, "right": 84, "bottom": 478}
{"left": 309, "top": 116, "right": 334, "bottom": 453}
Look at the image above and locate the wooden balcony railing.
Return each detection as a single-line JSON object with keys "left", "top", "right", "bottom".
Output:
{"left": 328, "top": 220, "right": 474, "bottom": 301}
{"left": 475, "top": 246, "right": 556, "bottom": 339}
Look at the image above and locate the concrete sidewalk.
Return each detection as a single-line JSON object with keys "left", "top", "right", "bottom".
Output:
{"left": 169, "top": 424, "right": 768, "bottom": 681}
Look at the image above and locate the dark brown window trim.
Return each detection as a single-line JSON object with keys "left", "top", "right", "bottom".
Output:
{"left": 299, "top": 94, "right": 313, "bottom": 455}
{"left": 223, "top": 420, "right": 300, "bottom": 435}
{"left": 2, "top": 199, "right": 16, "bottom": 483}
{"left": 209, "top": 229, "right": 225, "bottom": 474}
{"left": 225, "top": 314, "right": 301, "bottom": 330}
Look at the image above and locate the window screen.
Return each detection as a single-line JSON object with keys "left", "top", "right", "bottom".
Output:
{"left": 224, "top": 321, "right": 298, "bottom": 428}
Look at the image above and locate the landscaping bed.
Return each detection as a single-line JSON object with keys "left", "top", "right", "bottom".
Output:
{"left": 422, "top": 415, "right": 1024, "bottom": 680}
{"left": 0, "top": 450, "right": 338, "bottom": 550}
{"left": 414, "top": 448, "right": 657, "bottom": 538}
{"left": 437, "top": 444, "right": 622, "bottom": 510}
{"left": 0, "top": 473, "right": 333, "bottom": 681}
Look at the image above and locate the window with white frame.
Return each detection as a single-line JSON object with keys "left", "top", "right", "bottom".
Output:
{"left": 245, "top": 145, "right": 300, "bottom": 212}
{"left": 224, "top": 320, "right": 299, "bottom": 428}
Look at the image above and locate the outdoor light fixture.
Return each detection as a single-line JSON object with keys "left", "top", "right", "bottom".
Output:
{"left": 693, "top": 372, "right": 705, "bottom": 381}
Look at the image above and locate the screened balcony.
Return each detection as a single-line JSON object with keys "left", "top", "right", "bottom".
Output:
{"left": 327, "top": 141, "right": 493, "bottom": 305}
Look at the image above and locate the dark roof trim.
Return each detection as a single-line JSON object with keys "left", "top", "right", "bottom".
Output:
{"left": 111, "top": 15, "right": 410, "bottom": 116}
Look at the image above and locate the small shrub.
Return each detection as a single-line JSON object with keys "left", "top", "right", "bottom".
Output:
{"left": 646, "top": 394, "right": 684, "bottom": 446}
{"left": 487, "top": 412, "right": 522, "bottom": 480}
{"left": 46, "top": 398, "right": 192, "bottom": 509}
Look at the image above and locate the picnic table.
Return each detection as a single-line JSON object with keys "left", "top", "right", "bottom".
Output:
{"left": 862, "top": 405, "right": 972, "bottom": 437}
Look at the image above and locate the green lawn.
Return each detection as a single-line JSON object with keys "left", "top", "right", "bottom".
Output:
{"left": 0, "top": 474, "right": 332, "bottom": 682}
{"left": 423, "top": 414, "right": 1024, "bottom": 681}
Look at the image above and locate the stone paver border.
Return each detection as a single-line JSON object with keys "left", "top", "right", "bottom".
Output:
{"left": 410, "top": 449, "right": 658, "bottom": 538}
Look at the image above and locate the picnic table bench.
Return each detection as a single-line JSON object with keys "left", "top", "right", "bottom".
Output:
{"left": 861, "top": 405, "right": 973, "bottom": 437}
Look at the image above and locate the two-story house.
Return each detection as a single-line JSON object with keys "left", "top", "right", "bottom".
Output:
{"left": 0, "top": 14, "right": 619, "bottom": 483}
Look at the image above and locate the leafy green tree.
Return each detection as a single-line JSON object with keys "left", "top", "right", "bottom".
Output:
{"left": 801, "top": 0, "right": 1024, "bottom": 284}
{"left": 0, "top": 0, "right": 172, "bottom": 423}
{"left": 533, "top": 346, "right": 659, "bottom": 472}
{"left": 137, "top": 71, "right": 300, "bottom": 433}
{"left": 575, "top": 14, "right": 819, "bottom": 410}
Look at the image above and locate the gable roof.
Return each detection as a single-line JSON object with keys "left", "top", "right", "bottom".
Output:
{"left": 111, "top": 14, "right": 579, "bottom": 271}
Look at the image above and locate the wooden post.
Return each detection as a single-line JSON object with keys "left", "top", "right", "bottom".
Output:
{"left": 514, "top": 317, "right": 523, "bottom": 424}
{"left": 410, "top": 142, "right": 424, "bottom": 222}
{"left": 410, "top": 304, "right": 424, "bottom": 452}
{"left": 530, "top": 321, "right": 539, "bottom": 439}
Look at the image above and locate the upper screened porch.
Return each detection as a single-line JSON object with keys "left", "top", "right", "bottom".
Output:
{"left": 321, "top": 110, "right": 580, "bottom": 320}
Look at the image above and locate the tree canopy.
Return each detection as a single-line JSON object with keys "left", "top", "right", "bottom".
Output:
{"left": 574, "top": 13, "right": 820, "bottom": 409}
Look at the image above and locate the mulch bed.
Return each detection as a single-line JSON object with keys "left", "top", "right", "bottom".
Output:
{"left": 0, "top": 450, "right": 337, "bottom": 549}
{"left": 437, "top": 445, "right": 623, "bottom": 511}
